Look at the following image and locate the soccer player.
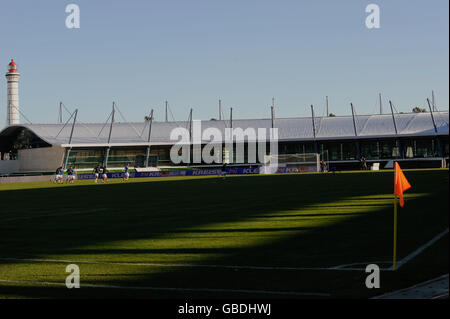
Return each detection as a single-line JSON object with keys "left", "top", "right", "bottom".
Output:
{"left": 93, "top": 164, "right": 101, "bottom": 183}
{"left": 221, "top": 163, "right": 227, "bottom": 180}
{"left": 123, "top": 163, "right": 130, "bottom": 181}
{"left": 54, "top": 166, "right": 63, "bottom": 184}
{"left": 71, "top": 166, "right": 77, "bottom": 183}
{"left": 66, "top": 166, "right": 74, "bottom": 183}
{"left": 102, "top": 165, "right": 108, "bottom": 183}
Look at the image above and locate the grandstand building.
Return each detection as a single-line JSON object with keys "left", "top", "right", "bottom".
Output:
{"left": 0, "top": 59, "right": 448, "bottom": 174}
{"left": 0, "top": 111, "right": 448, "bottom": 174}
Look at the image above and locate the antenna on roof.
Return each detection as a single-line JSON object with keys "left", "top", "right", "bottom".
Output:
{"left": 188, "top": 108, "right": 193, "bottom": 143}
{"left": 426, "top": 98, "right": 438, "bottom": 134}
{"left": 310, "top": 105, "right": 316, "bottom": 139}
{"left": 165, "top": 100, "right": 168, "bottom": 122}
{"left": 59, "top": 102, "right": 63, "bottom": 123}
{"left": 271, "top": 103, "right": 275, "bottom": 129}
{"left": 230, "top": 107, "right": 233, "bottom": 129}
{"left": 389, "top": 101, "right": 398, "bottom": 135}
{"left": 350, "top": 103, "right": 358, "bottom": 137}
{"left": 431, "top": 90, "right": 436, "bottom": 112}
{"left": 326, "top": 96, "right": 329, "bottom": 117}
{"left": 379, "top": 93, "right": 383, "bottom": 114}
{"left": 219, "top": 99, "right": 222, "bottom": 121}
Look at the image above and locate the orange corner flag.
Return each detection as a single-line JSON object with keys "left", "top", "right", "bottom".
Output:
{"left": 394, "top": 162, "right": 411, "bottom": 207}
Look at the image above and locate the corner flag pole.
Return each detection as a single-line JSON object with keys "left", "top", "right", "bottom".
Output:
{"left": 393, "top": 193, "right": 398, "bottom": 270}
{"left": 392, "top": 162, "right": 411, "bottom": 271}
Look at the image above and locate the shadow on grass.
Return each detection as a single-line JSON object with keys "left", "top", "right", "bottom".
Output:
{"left": 0, "top": 170, "right": 448, "bottom": 298}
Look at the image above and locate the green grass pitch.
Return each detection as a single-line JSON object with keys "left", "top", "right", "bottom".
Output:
{"left": 0, "top": 169, "right": 448, "bottom": 298}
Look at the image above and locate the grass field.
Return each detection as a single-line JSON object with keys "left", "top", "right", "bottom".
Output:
{"left": 0, "top": 169, "right": 448, "bottom": 299}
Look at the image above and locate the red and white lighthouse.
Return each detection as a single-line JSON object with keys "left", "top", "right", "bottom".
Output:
{"left": 5, "top": 59, "right": 20, "bottom": 125}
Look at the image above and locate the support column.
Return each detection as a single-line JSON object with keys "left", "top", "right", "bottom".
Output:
{"left": 145, "top": 109, "right": 154, "bottom": 167}
{"left": 427, "top": 98, "right": 443, "bottom": 157}
{"left": 63, "top": 109, "right": 78, "bottom": 169}
{"left": 351, "top": 103, "right": 361, "bottom": 159}
{"left": 311, "top": 105, "right": 318, "bottom": 154}
{"left": 105, "top": 103, "right": 115, "bottom": 167}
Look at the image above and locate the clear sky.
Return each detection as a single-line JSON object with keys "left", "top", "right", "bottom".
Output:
{"left": 0, "top": 0, "right": 448, "bottom": 126}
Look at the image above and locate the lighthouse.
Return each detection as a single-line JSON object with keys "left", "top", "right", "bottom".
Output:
{"left": 5, "top": 59, "right": 20, "bottom": 125}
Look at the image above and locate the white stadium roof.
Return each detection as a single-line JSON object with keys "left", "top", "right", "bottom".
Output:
{"left": 1, "top": 111, "right": 448, "bottom": 147}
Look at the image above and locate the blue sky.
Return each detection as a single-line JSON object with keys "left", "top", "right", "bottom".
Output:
{"left": 0, "top": 0, "right": 448, "bottom": 126}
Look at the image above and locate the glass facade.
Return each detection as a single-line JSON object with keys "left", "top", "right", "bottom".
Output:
{"left": 318, "top": 141, "right": 357, "bottom": 161}
{"left": 280, "top": 142, "right": 315, "bottom": 155}
{"left": 66, "top": 148, "right": 157, "bottom": 169}
{"left": 61, "top": 136, "right": 448, "bottom": 169}
{"left": 359, "top": 140, "right": 400, "bottom": 160}
{"left": 107, "top": 148, "right": 147, "bottom": 168}
{"left": 65, "top": 149, "right": 106, "bottom": 168}
{"left": 442, "top": 136, "right": 449, "bottom": 157}
{"left": 150, "top": 146, "right": 171, "bottom": 164}
{"left": 3, "top": 127, "right": 448, "bottom": 171}
{"left": 401, "top": 137, "right": 440, "bottom": 158}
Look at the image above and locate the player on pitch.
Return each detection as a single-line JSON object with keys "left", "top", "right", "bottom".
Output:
{"left": 93, "top": 164, "right": 101, "bottom": 183}
{"left": 101, "top": 165, "right": 108, "bottom": 183}
{"left": 54, "top": 166, "right": 63, "bottom": 184}
{"left": 123, "top": 163, "right": 130, "bottom": 181}
{"left": 66, "top": 166, "right": 75, "bottom": 184}
{"left": 221, "top": 163, "right": 227, "bottom": 180}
